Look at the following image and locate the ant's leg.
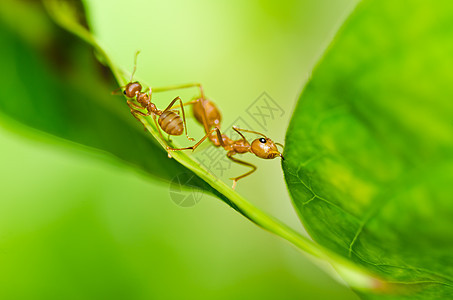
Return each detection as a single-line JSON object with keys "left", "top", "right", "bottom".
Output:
{"left": 167, "top": 98, "right": 198, "bottom": 110}
{"left": 130, "top": 110, "right": 151, "bottom": 131}
{"left": 169, "top": 98, "right": 211, "bottom": 134}
{"left": 226, "top": 151, "right": 257, "bottom": 190}
{"left": 127, "top": 100, "right": 144, "bottom": 110}
{"left": 167, "top": 127, "right": 222, "bottom": 152}
{"left": 153, "top": 83, "right": 205, "bottom": 99}
{"left": 213, "top": 126, "right": 226, "bottom": 147}
{"left": 152, "top": 113, "right": 166, "bottom": 141}
{"left": 152, "top": 114, "right": 173, "bottom": 158}
{"left": 163, "top": 96, "right": 194, "bottom": 141}
{"left": 127, "top": 102, "right": 151, "bottom": 131}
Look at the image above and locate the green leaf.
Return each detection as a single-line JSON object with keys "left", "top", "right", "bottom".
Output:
{"left": 284, "top": 0, "right": 453, "bottom": 298}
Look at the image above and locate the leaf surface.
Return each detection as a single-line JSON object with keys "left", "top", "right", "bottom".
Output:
{"left": 284, "top": 0, "right": 453, "bottom": 298}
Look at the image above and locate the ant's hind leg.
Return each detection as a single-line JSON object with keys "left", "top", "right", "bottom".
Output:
{"left": 226, "top": 151, "right": 257, "bottom": 189}
{"left": 163, "top": 96, "right": 195, "bottom": 141}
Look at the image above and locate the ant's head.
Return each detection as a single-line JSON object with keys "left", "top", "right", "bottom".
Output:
{"left": 123, "top": 82, "right": 142, "bottom": 98}
{"left": 250, "top": 136, "right": 284, "bottom": 160}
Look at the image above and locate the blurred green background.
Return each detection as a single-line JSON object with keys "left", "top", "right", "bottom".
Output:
{"left": 0, "top": 0, "right": 361, "bottom": 299}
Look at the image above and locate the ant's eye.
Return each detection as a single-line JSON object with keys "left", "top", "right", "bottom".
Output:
{"left": 123, "top": 90, "right": 127, "bottom": 95}
{"left": 259, "top": 138, "right": 266, "bottom": 143}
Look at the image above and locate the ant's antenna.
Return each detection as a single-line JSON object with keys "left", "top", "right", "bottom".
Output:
{"left": 131, "top": 50, "right": 140, "bottom": 82}
{"left": 232, "top": 126, "right": 267, "bottom": 138}
{"left": 275, "top": 142, "right": 284, "bottom": 150}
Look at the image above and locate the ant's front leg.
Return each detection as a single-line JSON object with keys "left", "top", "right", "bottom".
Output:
{"left": 127, "top": 101, "right": 151, "bottom": 131}
{"left": 127, "top": 100, "right": 144, "bottom": 110}
{"left": 153, "top": 83, "right": 205, "bottom": 99}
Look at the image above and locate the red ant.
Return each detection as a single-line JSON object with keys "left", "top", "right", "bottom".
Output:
{"left": 112, "top": 52, "right": 194, "bottom": 145}
{"left": 168, "top": 90, "right": 284, "bottom": 189}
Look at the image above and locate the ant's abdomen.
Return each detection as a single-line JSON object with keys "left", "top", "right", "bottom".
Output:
{"left": 159, "top": 111, "right": 184, "bottom": 136}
